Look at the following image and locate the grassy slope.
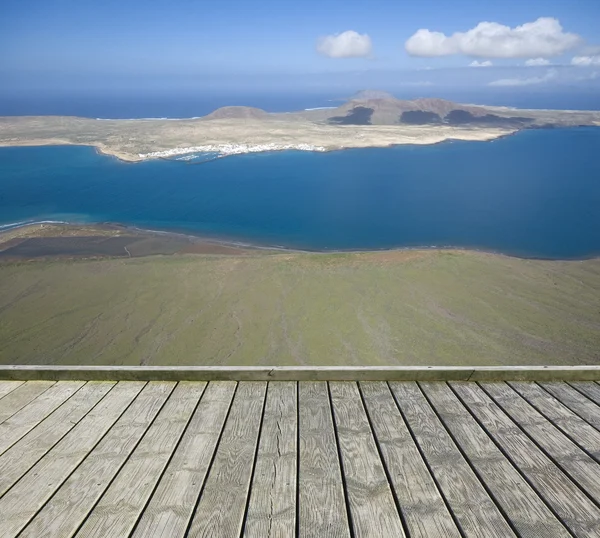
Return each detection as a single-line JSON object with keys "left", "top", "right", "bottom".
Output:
{"left": 1, "top": 250, "right": 599, "bottom": 366}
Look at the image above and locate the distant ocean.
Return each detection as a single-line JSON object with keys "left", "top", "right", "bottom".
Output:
{"left": 1, "top": 128, "right": 599, "bottom": 259}
{"left": 1, "top": 89, "right": 599, "bottom": 118}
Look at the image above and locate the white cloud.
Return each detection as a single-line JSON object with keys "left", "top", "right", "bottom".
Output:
{"left": 317, "top": 31, "right": 372, "bottom": 59}
{"left": 405, "top": 17, "right": 580, "bottom": 58}
{"left": 525, "top": 58, "right": 550, "bottom": 66}
{"left": 571, "top": 55, "right": 600, "bottom": 66}
{"left": 489, "top": 69, "right": 558, "bottom": 86}
{"left": 469, "top": 60, "right": 493, "bottom": 67}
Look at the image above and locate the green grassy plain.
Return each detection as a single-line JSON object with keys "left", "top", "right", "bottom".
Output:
{"left": 1, "top": 250, "right": 599, "bottom": 366}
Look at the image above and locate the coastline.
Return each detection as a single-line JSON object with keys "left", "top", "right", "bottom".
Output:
{"left": 2, "top": 221, "right": 599, "bottom": 262}
{"left": 6, "top": 124, "right": 598, "bottom": 164}
{"left": 0, "top": 115, "right": 522, "bottom": 163}
{"left": 0, "top": 128, "right": 519, "bottom": 163}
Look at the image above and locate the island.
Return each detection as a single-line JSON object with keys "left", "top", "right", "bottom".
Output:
{"left": 1, "top": 90, "right": 599, "bottom": 162}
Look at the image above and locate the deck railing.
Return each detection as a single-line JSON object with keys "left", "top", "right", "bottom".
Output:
{"left": 0, "top": 365, "right": 599, "bottom": 381}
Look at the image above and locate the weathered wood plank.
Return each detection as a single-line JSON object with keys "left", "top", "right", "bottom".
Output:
{"left": 0, "top": 381, "right": 84, "bottom": 456}
{"left": 75, "top": 381, "right": 205, "bottom": 538}
{"left": 453, "top": 382, "right": 600, "bottom": 538}
{"left": 298, "top": 381, "right": 351, "bottom": 538}
{"left": 360, "top": 381, "right": 461, "bottom": 538}
{"left": 187, "top": 381, "right": 267, "bottom": 538}
{"left": 0, "top": 381, "right": 145, "bottom": 537}
{"left": 509, "top": 382, "right": 600, "bottom": 461}
{"left": 19, "top": 382, "right": 176, "bottom": 538}
{"left": 482, "top": 382, "right": 600, "bottom": 503}
{"left": 0, "top": 381, "right": 24, "bottom": 400}
{"left": 570, "top": 381, "right": 600, "bottom": 405}
{"left": 421, "top": 382, "right": 570, "bottom": 538}
{"left": 541, "top": 382, "right": 600, "bottom": 433}
{"left": 132, "top": 381, "right": 237, "bottom": 538}
{"left": 329, "top": 382, "right": 405, "bottom": 537}
{"left": 244, "top": 381, "right": 297, "bottom": 538}
{"left": 0, "top": 381, "right": 55, "bottom": 424}
{"left": 389, "top": 382, "right": 515, "bottom": 538}
{"left": 0, "top": 382, "right": 115, "bottom": 497}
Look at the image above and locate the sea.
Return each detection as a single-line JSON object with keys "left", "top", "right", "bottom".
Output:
{"left": 1, "top": 126, "right": 599, "bottom": 259}
{"left": 2, "top": 88, "right": 600, "bottom": 118}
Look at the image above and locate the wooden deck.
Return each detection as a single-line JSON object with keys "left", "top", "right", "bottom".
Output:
{"left": 0, "top": 379, "right": 599, "bottom": 537}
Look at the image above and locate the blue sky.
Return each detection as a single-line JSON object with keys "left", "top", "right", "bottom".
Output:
{"left": 1, "top": 0, "right": 599, "bottom": 91}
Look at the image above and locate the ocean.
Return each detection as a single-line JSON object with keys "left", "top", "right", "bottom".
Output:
{"left": 1, "top": 89, "right": 600, "bottom": 119}
{"left": 1, "top": 127, "right": 599, "bottom": 259}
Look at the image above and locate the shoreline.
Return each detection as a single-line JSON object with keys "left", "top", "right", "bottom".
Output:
{"left": 5, "top": 125, "right": 600, "bottom": 164}
{"left": 2, "top": 220, "right": 599, "bottom": 262}
{"left": 2, "top": 129, "right": 518, "bottom": 164}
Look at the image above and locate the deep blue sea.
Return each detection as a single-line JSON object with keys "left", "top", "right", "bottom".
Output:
{"left": 1, "top": 128, "right": 599, "bottom": 259}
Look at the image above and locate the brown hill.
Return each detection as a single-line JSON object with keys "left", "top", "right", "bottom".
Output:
{"left": 204, "top": 106, "right": 269, "bottom": 120}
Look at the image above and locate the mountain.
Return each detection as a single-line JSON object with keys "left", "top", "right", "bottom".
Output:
{"left": 204, "top": 106, "right": 269, "bottom": 120}
{"left": 304, "top": 95, "right": 535, "bottom": 127}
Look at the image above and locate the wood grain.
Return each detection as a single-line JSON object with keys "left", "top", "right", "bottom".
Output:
{"left": 390, "top": 382, "right": 515, "bottom": 538}
{"left": 20, "top": 382, "right": 175, "bottom": 538}
{"left": 482, "top": 382, "right": 600, "bottom": 503}
{"left": 132, "top": 381, "right": 237, "bottom": 538}
{"left": 0, "top": 381, "right": 145, "bottom": 537}
{"left": 0, "top": 382, "right": 114, "bottom": 497}
{"left": 0, "top": 381, "right": 55, "bottom": 424}
{"left": 298, "top": 381, "right": 350, "bottom": 538}
{"left": 360, "top": 381, "right": 461, "bottom": 538}
{"left": 0, "top": 381, "right": 24, "bottom": 400}
{"left": 187, "top": 381, "right": 267, "bottom": 538}
{"left": 541, "top": 382, "right": 600, "bottom": 430}
{"left": 2, "top": 378, "right": 600, "bottom": 537}
{"left": 329, "top": 381, "right": 405, "bottom": 537}
{"left": 421, "top": 381, "right": 570, "bottom": 537}
{"left": 75, "top": 382, "right": 204, "bottom": 538}
{"left": 509, "top": 381, "right": 600, "bottom": 460}
{"left": 244, "top": 381, "right": 297, "bottom": 538}
{"left": 0, "top": 381, "right": 84, "bottom": 455}
{"left": 453, "top": 382, "right": 600, "bottom": 537}
{"left": 570, "top": 381, "right": 600, "bottom": 405}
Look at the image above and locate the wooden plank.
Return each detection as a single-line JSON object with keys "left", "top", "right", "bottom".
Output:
{"left": 243, "top": 381, "right": 297, "bottom": 538}
{"left": 0, "top": 381, "right": 145, "bottom": 537}
{"left": 541, "top": 382, "right": 600, "bottom": 432}
{"left": 360, "top": 382, "right": 461, "bottom": 538}
{"left": 298, "top": 381, "right": 350, "bottom": 538}
{"left": 2, "top": 364, "right": 600, "bottom": 382}
{"left": 19, "top": 382, "right": 176, "bottom": 538}
{"left": 75, "top": 381, "right": 205, "bottom": 538}
{"left": 329, "top": 382, "right": 405, "bottom": 537}
{"left": 452, "top": 381, "right": 600, "bottom": 538}
{"left": 132, "top": 381, "right": 237, "bottom": 538}
{"left": 0, "top": 382, "right": 115, "bottom": 497}
{"left": 0, "top": 381, "right": 84, "bottom": 455}
{"left": 187, "top": 381, "right": 267, "bottom": 538}
{"left": 0, "top": 381, "right": 55, "bottom": 424}
{"left": 482, "top": 382, "right": 600, "bottom": 503}
{"left": 570, "top": 381, "right": 600, "bottom": 405}
{"left": 389, "top": 382, "right": 515, "bottom": 538}
{"left": 509, "top": 382, "right": 600, "bottom": 460}
{"left": 421, "top": 382, "right": 570, "bottom": 538}
{"left": 0, "top": 381, "right": 24, "bottom": 400}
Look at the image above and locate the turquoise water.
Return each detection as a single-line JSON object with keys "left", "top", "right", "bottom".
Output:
{"left": 1, "top": 128, "right": 599, "bottom": 258}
